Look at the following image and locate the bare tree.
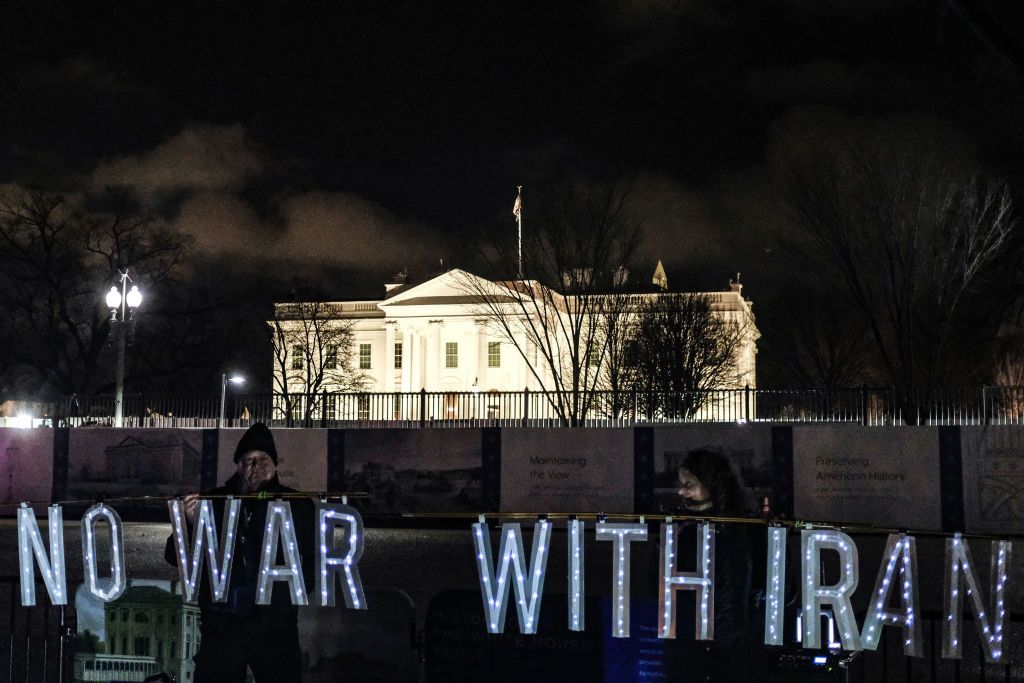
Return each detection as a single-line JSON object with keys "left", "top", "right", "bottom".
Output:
{"left": 947, "top": 0, "right": 1024, "bottom": 78}
{"left": 457, "top": 182, "right": 642, "bottom": 426}
{"left": 783, "top": 140, "right": 1017, "bottom": 420}
{"left": 271, "top": 300, "right": 367, "bottom": 426}
{"left": 598, "top": 292, "right": 640, "bottom": 419}
{"left": 626, "top": 293, "right": 750, "bottom": 419}
{"left": 0, "top": 188, "right": 190, "bottom": 398}
{"left": 758, "top": 285, "right": 873, "bottom": 389}
{"left": 991, "top": 342, "right": 1024, "bottom": 420}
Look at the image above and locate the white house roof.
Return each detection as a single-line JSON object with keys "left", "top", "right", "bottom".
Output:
{"left": 273, "top": 268, "right": 757, "bottom": 332}
{"left": 378, "top": 268, "right": 517, "bottom": 308}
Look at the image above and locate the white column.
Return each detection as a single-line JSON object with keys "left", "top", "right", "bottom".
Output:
{"left": 382, "top": 321, "right": 396, "bottom": 420}
{"left": 517, "top": 332, "right": 529, "bottom": 389}
{"left": 427, "top": 320, "right": 442, "bottom": 391}
{"left": 401, "top": 328, "right": 412, "bottom": 392}
{"left": 384, "top": 322, "right": 396, "bottom": 392}
{"left": 475, "top": 320, "right": 488, "bottom": 390}
{"left": 408, "top": 329, "right": 420, "bottom": 393}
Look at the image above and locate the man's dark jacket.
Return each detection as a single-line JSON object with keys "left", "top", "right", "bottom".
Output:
{"left": 164, "top": 473, "right": 316, "bottom": 618}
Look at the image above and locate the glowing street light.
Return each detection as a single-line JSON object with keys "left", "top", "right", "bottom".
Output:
{"left": 220, "top": 374, "right": 246, "bottom": 428}
{"left": 106, "top": 272, "right": 142, "bottom": 427}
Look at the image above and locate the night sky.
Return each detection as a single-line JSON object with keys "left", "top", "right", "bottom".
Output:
{"left": 3, "top": 0, "right": 1024, "bottom": 296}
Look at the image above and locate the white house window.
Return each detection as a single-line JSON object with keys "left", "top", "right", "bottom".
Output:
{"left": 359, "top": 343, "right": 372, "bottom": 369}
{"left": 488, "top": 342, "right": 501, "bottom": 368}
{"left": 445, "top": 342, "right": 458, "bottom": 368}
{"left": 291, "top": 345, "right": 304, "bottom": 370}
{"left": 325, "top": 344, "right": 338, "bottom": 368}
{"left": 394, "top": 342, "right": 403, "bottom": 369}
{"left": 357, "top": 395, "right": 370, "bottom": 420}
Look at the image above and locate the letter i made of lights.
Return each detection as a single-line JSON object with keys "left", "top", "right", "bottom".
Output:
{"left": 568, "top": 517, "right": 585, "bottom": 632}
{"left": 764, "top": 525, "right": 787, "bottom": 646}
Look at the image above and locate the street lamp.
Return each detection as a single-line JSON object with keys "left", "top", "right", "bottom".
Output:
{"left": 220, "top": 374, "right": 246, "bottom": 428}
{"left": 106, "top": 272, "right": 142, "bottom": 427}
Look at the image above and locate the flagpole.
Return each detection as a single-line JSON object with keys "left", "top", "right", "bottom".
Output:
{"left": 516, "top": 185, "right": 523, "bottom": 279}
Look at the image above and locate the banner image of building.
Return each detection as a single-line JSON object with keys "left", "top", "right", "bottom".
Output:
{"left": 74, "top": 582, "right": 200, "bottom": 683}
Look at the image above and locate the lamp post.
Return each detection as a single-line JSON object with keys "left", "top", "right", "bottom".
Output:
{"left": 105, "top": 272, "right": 142, "bottom": 428}
{"left": 220, "top": 374, "right": 246, "bottom": 428}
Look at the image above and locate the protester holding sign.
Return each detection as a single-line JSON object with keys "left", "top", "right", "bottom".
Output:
{"left": 163, "top": 423, "right": 316, "bottom": 682}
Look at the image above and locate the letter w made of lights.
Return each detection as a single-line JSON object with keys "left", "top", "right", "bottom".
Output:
{"left": 168, "top": 498, "right": 241, "bottom": 604}
{"left": 472, "top": 517, "right": 552, "bottom": 634}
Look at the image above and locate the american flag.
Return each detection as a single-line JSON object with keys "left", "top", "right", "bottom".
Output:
{"left": 512, "top": 190, "right": 522, "bottom": 218}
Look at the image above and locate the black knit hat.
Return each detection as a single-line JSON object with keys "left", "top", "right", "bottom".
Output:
{"left": 233, "top": 422, "right": 278, "bottom": 464}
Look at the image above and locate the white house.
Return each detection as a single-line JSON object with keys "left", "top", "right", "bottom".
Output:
{"left": 272, "top": 268, "right": 758, "bottom": 412}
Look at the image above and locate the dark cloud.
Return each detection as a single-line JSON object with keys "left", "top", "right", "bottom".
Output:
{"left": 762, "top": 106, "right": 979, "bottom": 175}
{"left": 745, "top": 60, "right": 872, "bottom": 105}
{"left": 170, "top": 191, "right": 269, "bottom": 256}
{"left": 91, "top": 125, "right": 266, "bottom": 198}
{"left": 170, "top": 187, "right": 445, "bottom": 275}
{"left": 278, "top": 191, "right": 444, "bottom": 272}
{"left": 21, "top": 57, "right": 133, "bottom": 95}
{"left": 89, "top": 125, "right": 447, "bottom": 280}
{"left": 2, "top": 0, "right": 1022, "bottom": 294}
{"left": 627, "top": 174, "right": 728, "bottom": 271}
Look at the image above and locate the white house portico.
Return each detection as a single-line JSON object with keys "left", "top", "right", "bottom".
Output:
{"left": 330, "top": 270, "right": 538, "bottom": 395}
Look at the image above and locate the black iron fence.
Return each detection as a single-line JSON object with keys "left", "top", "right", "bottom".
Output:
{"left": 22, "top": 386, "right": 1024, "bottom": 429}
{"left": 0, "top": 578, "right": 70, "bottom": 683}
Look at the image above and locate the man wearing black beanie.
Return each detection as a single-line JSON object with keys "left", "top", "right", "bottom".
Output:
{"left": 164, "top": 422, "right": 315, "bottom": 682}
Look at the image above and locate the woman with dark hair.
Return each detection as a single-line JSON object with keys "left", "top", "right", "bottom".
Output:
{"left": 676, "top": 448, "right": 747, "bottom": 516}
{"left": 657, "top": 449, "right": 755, "bottom": 681}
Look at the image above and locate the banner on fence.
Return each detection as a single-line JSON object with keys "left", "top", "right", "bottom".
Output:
{"left": 344, "top": 429, "right": 483, "bottom": 513}
{"left": 961, "top": 426, "right": 1024, "bottom": 535}
{"left": 73, "top": 580, "right": 418, "bottom": 681}
{"left": 0, "top": 429, "right": 53, "bottom": 509}
{"left": 499, "top": 429, "right": 633, "bottom": 513}
{"left": 649, "top": 425, "right": 773, "bottom": 515}
{"left": 67, "top": 429, "right": 203, "bottom": 501}
{"left": 792, "top": 426, "right": 942, "bottom": 530}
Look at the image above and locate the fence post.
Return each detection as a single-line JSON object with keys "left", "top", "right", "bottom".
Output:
{"left": 981, "top": 386, "right": 989, "bottom": 425}
{"left": 137, "top": 393, "right": 146, "bottom": 426}
{"left": 631, "top": 389, "right": 638, "bottom": 425}
{"left": 419, "top": 389, "right": 427, "bottom": 428}
{"left": 861, "top": 384, "right": 868, "bottom": 426}
{"left": 321, "top": 390, "right": 328, "bottom": 428}
{"left": 744, "top": 384, "right": 751, "bottom": 422}
{"left": 523, "top": 387, "right": 530, "bottom": 427}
